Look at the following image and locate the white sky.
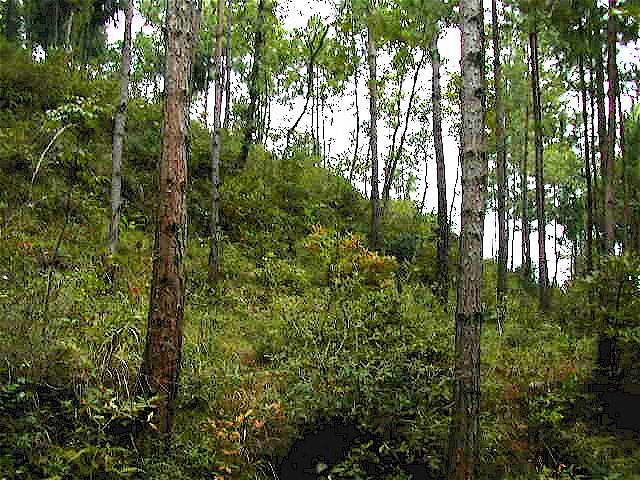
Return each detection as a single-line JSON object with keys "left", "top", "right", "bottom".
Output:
{"left": 107, "top": 0, "right": 640, "bottom": 285}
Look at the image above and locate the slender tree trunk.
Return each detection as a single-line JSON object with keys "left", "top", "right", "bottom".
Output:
{"left": 208, "top": 0, "right": 225, "bottom": 282}
{"left": 348, "top": 46, "right": 361, "bottom": 183}
{"left": 529, "top": 28, "right": 549, "bottom": 309}
{"left": 492, "top": 0, "right": 507, "bottom": 319}
{"left": 367, "top": 22, "right": 382, "bottom": 250}
{"left": 286, "top": 26, "right": 330, "bottom": 151}
{"left": 553, "top": 184, "right": 559, "bottom": 287}
{"left": 385, "top": 73, "right": 405, "bottom": 190}
{"left": 589, "top": 64, "right": 600, "bottom": 251}
{"left": 432, "top": 35, "right": 449, "bottom": 304}
{"left": 596, "top": 44, "right": 608, "bottom": 250}
{"left": 419, "top": 148, "right": 428, "bottom": 214}
{"left": 239, "top": 0, "right": 265, "bottom": 168}
{"left": 202, "top": 66, "right": 210, "bottom": 126}
{"left": 511, "top": 165, "right": 516, "bottom": 272}
{"left": 580, "top": 55, "right": 594, "bottom": 273}
{"left": 109, "top": 0, "right": 134, "bottom": 255}
{"left": 521, "top": 102, "right": 532, "bottom": 280}
{"left": 605, "top": 0, "right": 617, "bottom": 253}
{"left": 447, "top": 0, "right": 486, "bottom": 476}
{"left": 383, "top": 51, "right": 426, "bottom": 210}
{"left": 620, "top": 86, "right": 630, "bottom": 251}
{"left": 64, "top": 10, "right": 74, "bottom": 51}
{"left": 223, "top": 0, "right": 232, "bottom": 130}
{"left": 139, "top": 0, "right": 199, "bottom": 437}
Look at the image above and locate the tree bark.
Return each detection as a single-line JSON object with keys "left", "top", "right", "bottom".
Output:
{"left": 492, "top": 0, "right": 507, "bottom": 320}
{"left": 367, "top": 22, "right": 382, "bottom": 250}
{"left": 529, "top": 28, "right": 549, "bottom": 310}
{"left": 208, "top": 0, "right": 225, "bottom": 282}
{"left": 579, "top": 55, "right": 594, "bottom": 273}
{"left": 605, "top": 0, "right": 617, "bottom": 253}
{"left": 139, "top": 0, "right": 199, "bottom": 437}
{"left": 432, "top": 34, "right": 449, "bottom": 304}
{"left": 238, "top": 0, "right": 265, "bottom": 168}
{"left": 446, "top": 0, "right": 486, "bottom": 477}
{"left": 108, "top": 0, "right": 134, "bottom": 255}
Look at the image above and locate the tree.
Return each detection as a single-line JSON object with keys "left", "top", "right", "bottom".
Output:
{"left": 605, "top": 0, "right": 617, "bottom": 253}
{"left": 446, "top": 0, "right": 486, "bottom": 476}
{"left": 580, "top": 53, "right": 594, "bottom": 273}
{"left": 238, "top": 0, "right": 266, "bottom": 168}
{"left": 208, "top": 0, "right": 225, "bottom": 281}
{"left": 109, "top": 0, "right": 135, "bottom": 255}
{"left": 492, "top": 0, "right": 508, "bottom": 320}
{"left": 367, "top": 13, "right": 381, "bottom": 250}
{"left": 139, "top": 0, "right": 200, "bottom": 436}
{"left": 529, "top": 26, "right": 549, "bottom": 310}
{"left": 432, "top": 32, "right": 449, "bottom": 304}
{"left": 522, "top": 101, "right": 532, "bottom": 280}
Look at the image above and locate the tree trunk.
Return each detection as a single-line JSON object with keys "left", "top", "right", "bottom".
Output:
{"left": 367, "top": 23, "right": 382, "bottom": 250}
{"left": 620, "top": 85, "right": 630, "bottom": 251}
{"left": 286, "top": 25, "right": 330, "bottom": 151}
{"left": 492, "top": 0, "right": 507, "bottom": 320}
{"left": 419, "top": 148, "right": 428, "bottom": 214}
{"left": 521, "top": 102, "right": 532, "bottom": 281}
{"left": 383, "top": 52, "right": 425, "bottom": 212}
{"left": 238, "top": 0, "right": 265, "bottom": 168}
{"left": 223, "top": 0, "right": 232, "bottom": 130}
{"left": 432, "top": 34, "right": 449, "bottom": 304}
{"left": 589, "top": 63, "right": 600, "bottom": 251}
{"left": 605, "top": 0, "right": 617, "bottom": 253}
{"left": 208, "top": 0, "right": 225, "bottom": 282}
{"left": 446, "top": 0, "right": 486, "bottom": 477}
{"left": 108, "top": 0, "right": 134, "bottom": 255}
{"left": 580, "top": 54, "right": 594, "bottom": 273}
{"left": 529, "top": 28, "right": 549, "bottom": 310}
{"left": 348, "top": 37, "right": 361, "bottom": 184}
{"left": 595, "top": 44, "right": 607, "bottom": 250}
{"left": 139, "top": 0, "right": 199, "bottom": 437}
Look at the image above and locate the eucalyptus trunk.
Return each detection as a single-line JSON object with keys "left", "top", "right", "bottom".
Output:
{"left": 139, "top": 0, "right": 199, "bottom": 437}
{"left": 446, "top": 0, "right": 486, "bottom": 477}
{"left": 108, "top": 0, "right": 134, "bottom": 255}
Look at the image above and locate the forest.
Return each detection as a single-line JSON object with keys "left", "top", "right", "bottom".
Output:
{"left": 1, "top": 0, "right": 640, "bottom": 478}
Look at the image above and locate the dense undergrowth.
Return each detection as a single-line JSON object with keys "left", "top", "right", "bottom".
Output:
{"left": 1, "top": 43, "right": 640, "bottom": 479}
